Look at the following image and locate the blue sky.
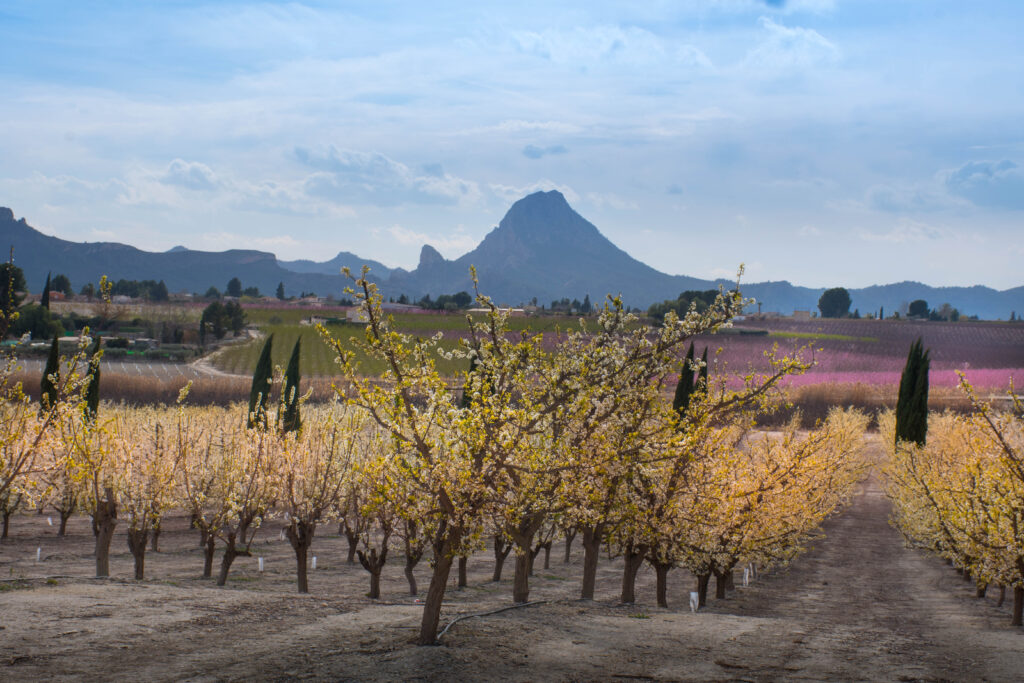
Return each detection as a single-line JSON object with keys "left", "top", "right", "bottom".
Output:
{"left": 1, "top": 0, "right": 1022, "bottom": 289}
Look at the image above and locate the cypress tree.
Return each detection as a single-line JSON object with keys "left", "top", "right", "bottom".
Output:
{"left": 672, "top": 343, "right": 696, "bottom": 417}
{"left": 247, "top": 334, "right": 274, "bottom": 430}
{"left": 40, "top": 334, "right": 59, "bottom": 412}
{"left": 41, "top": 272, "right": 51, "bottom": 310}
{"left": 879, "top": 306, "right": 884, "bottom": 320}
{"left": 895, "top": 338, "right": 930, "bottom": 446}
{"left": 279, "top": 337, "right": 302, "bottom": 434}
{"left": 84, "top": 337, "right": 101, "bottom": 422}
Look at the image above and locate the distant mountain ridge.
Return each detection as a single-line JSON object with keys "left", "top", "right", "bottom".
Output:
{"left": 1, "top": 199, "right": 1022, "bottom": 319}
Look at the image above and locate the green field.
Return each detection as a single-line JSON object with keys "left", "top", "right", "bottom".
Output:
{"left": 767, "top": 330, "right": 878, "bottom": 343}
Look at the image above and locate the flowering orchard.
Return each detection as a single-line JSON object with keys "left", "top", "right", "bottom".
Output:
{"left": 882, "top": 378, "right": 1024, "bottom": 626}
{"left": 1, "top": 274, "right": 871, "bottom": 647}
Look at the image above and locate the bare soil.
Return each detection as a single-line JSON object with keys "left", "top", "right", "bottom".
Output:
{"left": 2, "top": 438, "right": 1022, "bottom": 682}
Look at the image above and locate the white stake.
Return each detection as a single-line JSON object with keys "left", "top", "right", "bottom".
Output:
{"left": 689, "top": 591, "right": 699, "bottom": 613}
{"left": 312, "top": 556, "right": 317, "bottom": 570}
{"left": 280, "top": 529, "right": 286, "bottom": 541}
{"left": 743, "top": 567, "right": 750, "bottom": 587}
{"left": 47, "top": 516, "right": 53, "bottom": 526}
{"left": 36, "top": 547, "right": 42, "bottom": 562}
{"left": 258, "top": 557, "right": 264, "bottom": 572}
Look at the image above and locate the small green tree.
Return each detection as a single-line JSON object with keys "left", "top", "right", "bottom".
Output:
{"left": 895, "top": 338, "right": 930, "bottom": 446}
{"left": 908, "top": 299, "right": 929, "bottom": 319}
{"left": 52, "top": 274, "right": 73, "bottom": 297}
{"left": 247, "top": 334, "right": 274, "bottom": 430}
{"left": 40, "top": 335, "right": 59, "bottom": 411}
{"left": 226, "top": 277, "right": 243, "bottom": 298}
{"left": 84, "top": 337, "right": 102, "bottom": 422}
{"left": 817, "top": 287, "right": 851, "bottom": 318}
{"left": 279, "top": 338, "right": 302, "bottom": 434}
{"left": 276, "top": 282, "right": 286, "bottom": 300}
{"left": 41, "top": 272, "right": 51, "bottom": 310}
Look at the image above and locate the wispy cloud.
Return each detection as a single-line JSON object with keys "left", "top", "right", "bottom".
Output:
{"left": 859, "top": 218, "right": 948, "bottom": 243}
{"left": 522, "top": 144, "right": 568, "bottom": 160}
{"left": 943, "top": 160, "right": 1024, "bottom": 210}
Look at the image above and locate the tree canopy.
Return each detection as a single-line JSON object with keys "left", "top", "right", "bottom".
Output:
{"left": 817, "top": 287, "right": 851, "bottom": 318}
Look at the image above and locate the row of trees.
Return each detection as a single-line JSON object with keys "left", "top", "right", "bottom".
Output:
{"left": 1, "top": 268, "right": 869, "bottom": 646}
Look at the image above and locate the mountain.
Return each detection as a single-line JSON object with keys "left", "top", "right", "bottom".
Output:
{"left": 1, "top": 200, "right": 1022, "bottom": 319}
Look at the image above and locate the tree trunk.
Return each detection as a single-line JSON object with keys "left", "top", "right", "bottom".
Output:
{"left": 150, "top": 520, "right": 161, "bottom": 552}
{"left": 542, "top": 542, "right": 552, "bottom": 570}
{"left": 58, "top": 510, "right": 71, "bottom": 537}
{"left": 725, "top": 571, "right": 735, "bottom": 591}
{"left": 697, "top": 573, "right": 711, "bottom": 607}
{"left": 345, "top": 526, "right": 359, "bottom": 564}
{"left": 653, "top": 562, "right": 671, "bottom": 608}
{"left": 216, "top": 532, "right": 239, "bottom": 586}
{"left": 126, "top": 527, "right": 149, "bottom": 580}
{"left": 563, "top": 527, "right": 577, "bottom": 564}
{"left": 998, "top": 585, "right": 1007, "bottom": 607}
{"left": 286, "top": 520, "right": 316, "bottom": 594}
{"left": 513, "top": 551, "right": 532, "bottom": 603}
{"left": 202, "top": 535, "right": 216, "bottom": 578}
{"left": 619, "top": 545, "right": 646, "bottom": 604}
{"left": 357, "top": 546, "right": 389, "bottom": 599}
{"left": 715, "top": 570, "right": 729, "bottom": 599}
{"left": 492, "top": 535, "right": 512, "bottom": 582}
{"left": 1013, "top": 587, "right": 1023, "bottom": 627}
{"left": 580, "top": 524, "right": 603, "bottom": 600}
{"left": 418, "top": 534, "right": 458, "bottom": 645}
{"left": 1, "top": 511, "right": 9, "bottom": 540}
{"left": 94, "top": 488, "right": 117, "bottom": 578}
{"left": 976, "top": 583, "right": 988, "bottom": 599}
{"left": 404, "top": 557, "right": 419, "bottom": 595}
{"left": 458, "top": 555, "right": 468, "bottom": 588}
{"left": 528, "top": 546, "right": 541, "bottom": 576}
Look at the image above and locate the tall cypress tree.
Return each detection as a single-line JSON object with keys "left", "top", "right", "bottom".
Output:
{"left": 41, "top": 272, "right": 51, "bottom": 310}
{"left": 895, "top": 338, "right": 930, "bottom": 445}
{"left": 247, "top": 334, "right": 274, "bottom": 430}
{"left": 84, "top": 337, "right": 101, "bottom": 422}
{"left": 672, "top": 343, "right": 696, "bottom": 418}
{"left": 279, "top": 337, "right": 302, "bottom": 434}
{"left": 40, "top": 334, "right": 59, "bottom": 412}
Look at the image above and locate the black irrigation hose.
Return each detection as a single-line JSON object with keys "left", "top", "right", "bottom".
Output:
{"left": 436, "top": 599, "right": 549, "bottom": 642}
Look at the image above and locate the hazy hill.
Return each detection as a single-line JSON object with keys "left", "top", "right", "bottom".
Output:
{"left": 1, "top": 199, "right": 1021, "bottom": 319}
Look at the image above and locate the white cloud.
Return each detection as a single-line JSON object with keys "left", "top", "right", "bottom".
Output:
{"left": 387, "top": 225, "right": 477, "bottom": 258}
{"left": 160, "top": 159, "right": 219, "bottom": 191}
{"left": 744, "top": 17, "right": 840, "bottom": 70}
{"left": 859, "top": 218, "right": 948, "bottom": 243}
{"left": 509, "top": 25, "right": 712, "bottom": 69}
{"left": 942, "top": 160, "right": 1024, "bottom": 210}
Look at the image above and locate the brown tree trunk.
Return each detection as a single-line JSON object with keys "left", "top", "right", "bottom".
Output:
{"left": 653, "top": 562, "right": 671, "bottom": 608}
{"left": 458, "top": 555, "right": 468, "bottom": 588}
{"left": 357, "top": 546, "right": 389, "bottom": 599}
{"left": 528, "top": 545, "right": 541, "bottom": 576}
{"left": 976, "top": 583, "right": 988, "bottom": 598}
{"left": 998, "top": 585, "right": 1006, "bottom": 607}
{"left": 513, "top": 551, "right": 532, "bottom": 603}
{"left": 286, "top": 520, "right": 316, "bottom": 594}
{"left": 202, "top": 534, "right": 216, "bottom": 578}
{"left": 94, "top": 488, "right": 117, "bottom": 578}
{"left": 126, "top": 527, "right": 149, "bottom": 580}
{"left": 715, "top": 569, "right": 729, "bottom": 599}
{"left": 563, "top": 527, "right": 577, "bottom": 564}
{"left": 344, "top": 525, "right": 359, "bottom": 564}
{"left": 697, "top": 573, "right": 711, "bottom": 607}
{"left": 150, "top": 520, "right": 161, "bottom": 552}
{"left": 58, "top": 510, "right": 72, "bottom": 537}
{"left": 216, "top": 532, "right": 240, "bottom": 586}
{"left": 725, "top": 570, "right": 735, "bottom": 591}
{"left": 418, "top": 533, "right": 459, "bottom": 645}
{"left": 492, "top": 535, "right": 512, "bottom": 581}
{"left": 1, "top": 511, "right": 10, "bottom": 540}
{"left": 580, "top": 524, "right": 604, "bottom": 600}
{"left": 404, "top": 557, "right": 419, "bottom": 595}
{"left": 619, "top": 545, "right": 646, "bottom": 604}
{"left": 542, "top": 542, "right": 552, "bottom": 570}
{"left": 1013, "top": 587, "right": 1023, "bottom": 627}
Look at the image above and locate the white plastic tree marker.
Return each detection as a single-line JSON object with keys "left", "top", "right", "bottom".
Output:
{"left": 36, "top": 547, "right": 42, "bottom": 562}
{"left": 47, "top": 517, "right": 53, "bottom": 526}
{"left": 258, "top": 557, "right": 264, "bottom": 572}
{"left": 689, "top": 591, "right": 699, "bottom": 612}
{"left": 312, "top": 556, "right": 317, "bottom": 570}
{"left": 743, "top": 568, "right": 750, "bottom": 587}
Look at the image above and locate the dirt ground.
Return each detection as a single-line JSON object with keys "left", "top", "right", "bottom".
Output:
{"left": 2, "top": 437, "right": 1023, "bottom": 682}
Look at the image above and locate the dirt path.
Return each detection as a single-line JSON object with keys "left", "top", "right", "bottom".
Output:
{"left": 3, "top": 440, "right": 1023, "bottom": 681}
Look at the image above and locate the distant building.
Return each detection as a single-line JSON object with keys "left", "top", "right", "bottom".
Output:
{"left": 792, "top": 310, "right": 812, "bottom": 321}
{"left": 346, "top": 308, "right": 370, "bottom": 324}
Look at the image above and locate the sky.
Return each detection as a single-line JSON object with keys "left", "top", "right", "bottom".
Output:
{"left": 1, "top": 0, "right": 1022, "bottom": 289}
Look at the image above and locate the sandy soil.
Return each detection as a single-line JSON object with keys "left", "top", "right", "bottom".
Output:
{"left": 2, "top": 438, "right": 1023, "bottom": 682}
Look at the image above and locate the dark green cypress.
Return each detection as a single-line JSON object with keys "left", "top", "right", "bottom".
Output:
{"left": 247, "top": 334, "right": 274, "bottom": 430}
{"left": 40, "top": 334, "right": 59, "bottom": 412}
{"left": 84, "top": 337, "right": 101, "bottom": 422}
{"left": 279, "top": 337, "right": 302, "bottom": 434}
{"left": 672, "top": 343, "right": 696, "bottom": 417}
{"left": 41, "top": 272, "right": 51, "bottom": 310}
{"left": 895, "top": 338, "right": 930, "bottom": 446}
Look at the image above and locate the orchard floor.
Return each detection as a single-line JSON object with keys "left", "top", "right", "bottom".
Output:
{"left": 2, "top": 439, "right": 1023, "bottom": 682}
